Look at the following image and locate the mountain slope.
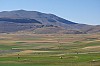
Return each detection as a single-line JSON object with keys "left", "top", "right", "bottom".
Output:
{"left": 0, "top": 10, "right": 99, "bottom": 34}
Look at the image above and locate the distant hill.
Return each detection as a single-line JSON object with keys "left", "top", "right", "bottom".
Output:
{"left": 0, "top": 10, "right": 100, "bottom": 34}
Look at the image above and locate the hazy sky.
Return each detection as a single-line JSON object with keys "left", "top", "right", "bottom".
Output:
{"left": 0, "top": 0, "right": 100, "bottom": 25}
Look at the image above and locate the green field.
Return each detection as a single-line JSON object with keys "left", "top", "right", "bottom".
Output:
{"left": 0, "top": 33, "right": 100, "bottom": 66}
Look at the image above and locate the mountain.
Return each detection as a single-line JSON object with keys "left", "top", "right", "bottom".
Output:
{"left": 0, "top": 10, "right": 77, "bottom": 24}
{"left": 0, "top": 10, "right": 100, "bottom": 34}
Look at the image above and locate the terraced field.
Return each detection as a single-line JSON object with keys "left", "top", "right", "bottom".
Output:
{"left": 0, "top": 33, "right": 100, "bottom": 66}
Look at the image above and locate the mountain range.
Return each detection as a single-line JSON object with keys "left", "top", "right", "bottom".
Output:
{"left": 0, "top": 10, "right": 100, "bottom": 34}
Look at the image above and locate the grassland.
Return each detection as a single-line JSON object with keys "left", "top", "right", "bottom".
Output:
{"left": 0, "top": 33, "right": 100, "bottom": 66}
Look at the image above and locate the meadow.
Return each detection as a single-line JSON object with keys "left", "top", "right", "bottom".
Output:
{"left": 0, "top": 33, "right": 100, "bottom": 66}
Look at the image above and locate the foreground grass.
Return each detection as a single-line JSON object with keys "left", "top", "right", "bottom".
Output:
{"left": 0, "top": 53, "right": 100, "bottom": 66}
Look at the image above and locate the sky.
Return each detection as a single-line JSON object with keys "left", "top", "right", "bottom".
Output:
{"left": 0, "top": 0, "right": 100, "bottom": 25}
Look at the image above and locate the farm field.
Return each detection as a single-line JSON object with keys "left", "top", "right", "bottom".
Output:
{"left": 0, "top": 33, "right": 100, "bottom": 66}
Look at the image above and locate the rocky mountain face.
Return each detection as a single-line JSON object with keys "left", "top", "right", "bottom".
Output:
{"left": 0, "top": 10, "right": 100, "bottom": 34}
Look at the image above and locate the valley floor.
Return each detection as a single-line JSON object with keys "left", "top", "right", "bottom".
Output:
{"left": 0, "top": 33, "right": 100, "bottom": 66}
